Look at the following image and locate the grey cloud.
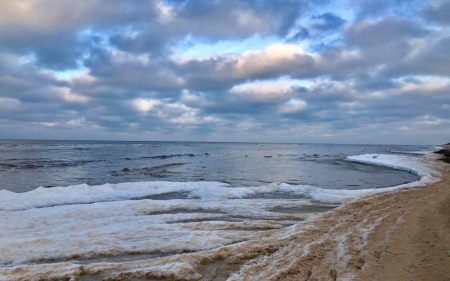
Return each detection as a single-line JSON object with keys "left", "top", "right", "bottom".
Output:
{"left": 383, "top": 36, "right": 450, "bottom": 77}
{"left": 109, "top": 0, "right": 307, "bottom": 54}
{"left": 346, "top": 17, "right": 428, "bottom": 48}
{"left": 0, "top": 0, "right": 306, "bottom": 71}
{"left": 423, "top": 0, "right": 450, "bottom": 25}
{"left": 354, "top": 75, "right": 399, "bottom": 91}
{"left": 0, "top": 0, "right": 161, "bottom": 69}
{"left": 83, "top": 44, "right": 318, "bottom": 95}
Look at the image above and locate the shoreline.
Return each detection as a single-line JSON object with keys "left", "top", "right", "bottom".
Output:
{"left": 0, "top": 151, "right": 448, "bottom": 280}
{"left": 225, "top": 154, "right": 450, "bottom": 280}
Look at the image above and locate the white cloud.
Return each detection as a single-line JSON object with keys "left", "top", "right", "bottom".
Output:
{"left": 169, "top": 111, "right": 220, "bottom": 125}
{"left": 230, "top": 81, "right": 293, "bottom": 101}
{"left": 59, "top": 88, "right": 90, "bottom": 103}
{"left": 177, "top": 43, "right": 315, "bottom": 80}
{"left": 399, "top": 76, "right": 450, "bottom": 94}
{"left": 132, "top": 98, "right": 161, "bottom": 113}
{"left": 279, "top": 99, "right": 307, "bottom": 114}
{"left": 234, "top": 44, "right": 309, "bottom": 75}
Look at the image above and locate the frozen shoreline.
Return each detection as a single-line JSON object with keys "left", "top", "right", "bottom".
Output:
{"left": 0, "top": 152, "right": 442, "bottom": 280}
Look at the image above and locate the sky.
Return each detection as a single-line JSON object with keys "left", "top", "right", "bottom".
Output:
{"left": 0, "top": 0, "right": 449, "bottom": 144}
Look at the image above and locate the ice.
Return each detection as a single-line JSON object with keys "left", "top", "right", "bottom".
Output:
{"left": 0, "top": 153, "right": 440, "bottom": 276}
{"left": 346, "top": 153, "right": 433, "bottom": 176}
{"left": 0, "top": 195, "right": 315, "bottom": 266}
{"left": 0, "top": 181, "right": 225, "bottom": 211}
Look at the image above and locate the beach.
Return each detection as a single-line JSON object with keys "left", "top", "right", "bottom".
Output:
{"left": 214, "top": 154, "right": 450, "bottom": 281}
{"left": 2, "top": 0, "right": 449, "bottom": 279}
{"left": 278, "top": 152, "right": 450, "bottom": 281}
{"left": 0, "top": 145, "right": 447, "bottom": 280}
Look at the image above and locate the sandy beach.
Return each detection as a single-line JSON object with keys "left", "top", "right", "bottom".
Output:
{"left": 280, "top": 152, "right": 450, "bottom": 281}
{"left": 355, "top": 147, "right": 449, "bottom": 281}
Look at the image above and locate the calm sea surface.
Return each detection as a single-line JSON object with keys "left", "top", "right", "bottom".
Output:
{"left": 0, "top": 140, "right": 429, "bottom": 192}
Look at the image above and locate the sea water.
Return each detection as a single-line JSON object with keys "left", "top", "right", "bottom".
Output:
{"left": 0, "top": 140, "right": 428, "bottom": 192}
{"left": 0, "top": 140, "right": 438, "bottom": 274}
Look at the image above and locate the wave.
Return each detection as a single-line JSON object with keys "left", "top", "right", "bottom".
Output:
{"left": 122, "top": 154, "right": 200, "bottom": 161}
{"left": 0, "top": 159, "right": 102, "bottom": 170}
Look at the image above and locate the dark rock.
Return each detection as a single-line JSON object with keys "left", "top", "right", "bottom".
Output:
{"left": 121, "top": 168, "right": 131, "bottom": 172}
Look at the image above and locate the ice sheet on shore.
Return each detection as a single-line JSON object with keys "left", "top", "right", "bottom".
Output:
{"left": 0, "top": 153, "right": 441, "bottom": 279}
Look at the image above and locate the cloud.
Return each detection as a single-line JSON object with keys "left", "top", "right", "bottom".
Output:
{"left": 0, "top": 0, "right": 449, "bottom": 144}
{"left": 0, "top": 97, "right": 21, "bottom": 111}
{"left": 230, "top": 81, "right": 294, "bottom": 102}
{"left": 59, "top": 88, "right": 90, "bottom": 103}
{"left": 176, "top": 44, "right": 317, "bottom": 91}
{"left": 418, "top": 117, "right": 444, "bottom": 126}
{"left": 345, "top": 17, "right": 428, "bottom": 49}
{"left": 132, "top": 98, "right": 162, "bottom": 113}
{"left": 279, "top": 99, "right": 308, "bottom": 113}
{"left": 384, "top": 36, "right": 450, "bottom": 77}
{"left": 423, "top": 0, "right": 450, "bottom": 25}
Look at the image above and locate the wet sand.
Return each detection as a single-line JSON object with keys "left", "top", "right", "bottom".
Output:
{"left": 1, "top": 154, "right": 448, "bottom": 280}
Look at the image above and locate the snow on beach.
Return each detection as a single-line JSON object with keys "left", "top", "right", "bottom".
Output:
{"left": 0, "top": 153, "right": 441, "bottom": 280}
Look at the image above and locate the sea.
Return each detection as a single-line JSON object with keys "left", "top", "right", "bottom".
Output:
{"left": 0, "top": 140, "right": 432, "bottom": 192}
{"left": 0, "top": 140, "right": 439, "bottom": 279}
